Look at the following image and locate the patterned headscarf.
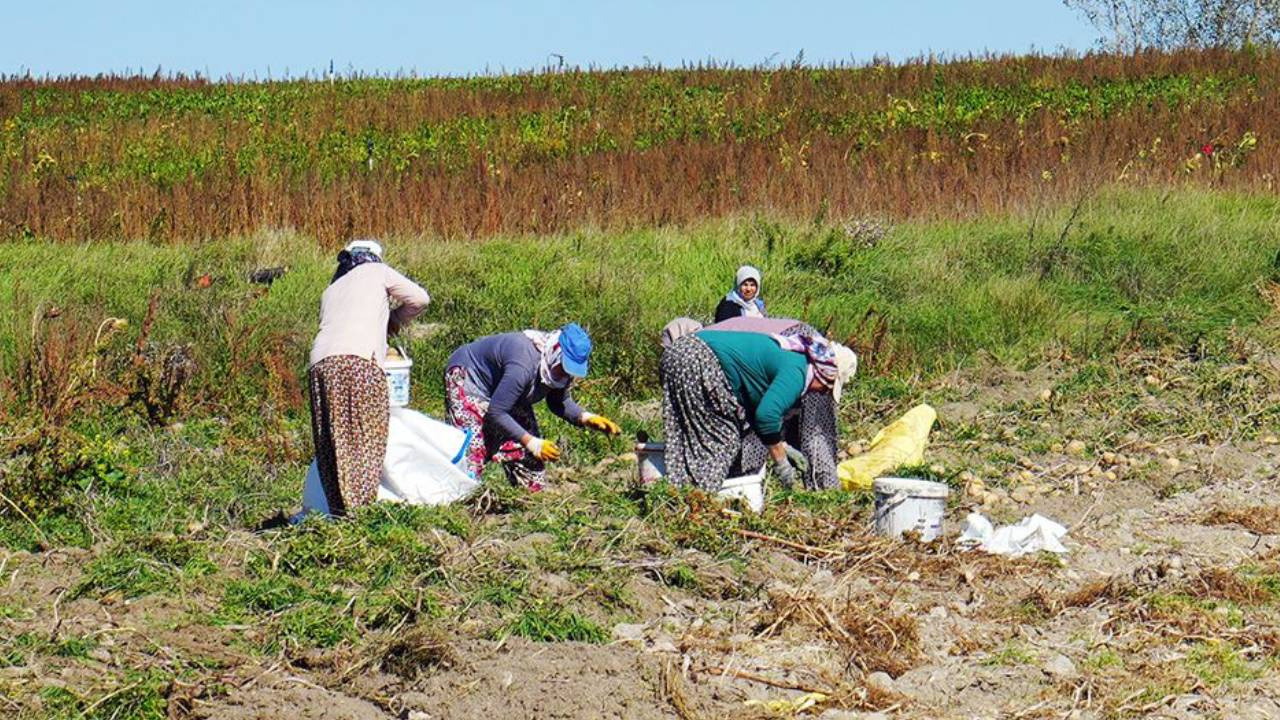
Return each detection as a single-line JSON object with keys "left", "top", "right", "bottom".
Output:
{"left": 772, "top": 333, "right": 839, "bottom": 390}
{"left": 661, "top": 317, "right": 704, "bottom": 347}
{"left": 523, "top": 329, "right": 571, "bottom": 389}
{"left": 331, "top": 248, "right": 383, "bottom": 283}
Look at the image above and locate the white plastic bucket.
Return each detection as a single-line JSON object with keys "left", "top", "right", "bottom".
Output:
{"left": 383, "top": 347, "right": 413, "bottom": 408}
{"left": 635, "top": 442, "right": 667, "bottom": 484}
{"left": 718, "top": 467, "right": 766, "bottom": 513}
{"left": 872, "top": 477, "right": 950, "bottom": 541}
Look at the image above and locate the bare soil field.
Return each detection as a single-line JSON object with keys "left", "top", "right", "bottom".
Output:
{"left": 3, "top": 342, "right": 1279, "bottom": 719}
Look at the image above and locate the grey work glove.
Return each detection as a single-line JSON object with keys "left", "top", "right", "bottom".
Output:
{"left": 774, "top": 457, "right": 797, "bottom": 488}
{"left": 783, "top": 443, "right": 809, "bottom": 473}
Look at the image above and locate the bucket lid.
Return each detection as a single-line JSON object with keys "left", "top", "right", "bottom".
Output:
{"left": 872, "top": 477, "right": 951, "bottom": 498}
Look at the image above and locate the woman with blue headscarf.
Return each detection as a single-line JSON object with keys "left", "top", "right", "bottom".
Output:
{"left": 714, "top": 265, "right": 767, "bottom": 323}
{"left": 443, "top": 323, "right": 621, "bottom": 491}
{"left": 308, "top": 239, "right": 430, "bottom": 516}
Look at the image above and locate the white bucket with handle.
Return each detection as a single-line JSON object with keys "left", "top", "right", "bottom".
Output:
{"left": 635, "top": 442, "right": 667, "bottom": 484}
{"left": 383, "top": 346, "right": 413, "bottom": 407}
{"left": 718, "top": 466, "right": 766, "bottom": 513}
{"left": 633, "top": 442, "right": 765, "bottom": 512}
{"left": 872, "top": 477, "right": 950, "bottom": 541}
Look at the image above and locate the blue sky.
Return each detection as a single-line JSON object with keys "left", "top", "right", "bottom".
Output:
{"left": 5, "top": 1, "right": 1100, "bottom": 78}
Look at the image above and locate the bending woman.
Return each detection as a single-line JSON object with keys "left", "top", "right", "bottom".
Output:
{"left": 308, "top": 239, "right": 430, "bottom": 516}
{"left": 660, "top": 329, "right": 843, "bottom": 491}
{"left": 443, "top": 324, "right": 620, "bottom": 491}
{"left": 713, "top": 265, "right": 767, "bottom": 323}
{"left": 707, "top": 316, "right": 856, "bottom": 489}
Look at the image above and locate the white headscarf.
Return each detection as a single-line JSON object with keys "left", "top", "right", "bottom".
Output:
{"left": 523, "top": 329, "right": 571, "bottom": 389}
{"left": 727, "top": 265, "right": 765, "bottom": 317}
{"left": 832, "top": 343, "right": 858, "bottom": 402}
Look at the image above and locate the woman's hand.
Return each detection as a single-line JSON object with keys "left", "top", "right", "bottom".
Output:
{"left": 769, "top": 442, "right": 796, "bottom": 486}
{"left": 581, "top": 413, "right": 621, "bottom": 435}
{"left": 522, "top": 435, "right": 562, "bottom": 462}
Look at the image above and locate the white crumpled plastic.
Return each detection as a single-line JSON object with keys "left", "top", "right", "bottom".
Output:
{"left": 296, "top": 406, "right": 478, "bottom": 520}
{"left": 958, "top": 512, "right": 1070, "bottom": 557}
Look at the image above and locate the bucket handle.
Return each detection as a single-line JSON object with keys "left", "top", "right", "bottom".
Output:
{"left": 871, "top": 491, "right": 910, "bottom": 526}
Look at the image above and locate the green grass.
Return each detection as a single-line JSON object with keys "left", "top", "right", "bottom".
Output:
{"left": 501, "top": 600, "right": 610, "bottom": 644}
{"left": 2, "top": 188, "right": 1277, "bottom": 426}
{"left": 981, "top": 641, "right": 1036, "bottom": 667}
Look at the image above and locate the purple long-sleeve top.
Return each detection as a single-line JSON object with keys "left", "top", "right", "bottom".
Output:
{"left": 446, "top": 332, "right": 585, "bottom": 441}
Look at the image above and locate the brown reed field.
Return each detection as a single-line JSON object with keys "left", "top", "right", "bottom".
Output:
{"left": 1, "top": 48, "right": 1275, "bottom": 243}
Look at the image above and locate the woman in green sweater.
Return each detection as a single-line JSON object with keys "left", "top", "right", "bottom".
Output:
{"left": 660, "top": 329, "right": 843, "bottom": 491}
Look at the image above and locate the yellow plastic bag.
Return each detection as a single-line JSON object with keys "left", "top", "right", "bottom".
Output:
{"left": 837, "top": 403, "right": 937, "bottom": 491}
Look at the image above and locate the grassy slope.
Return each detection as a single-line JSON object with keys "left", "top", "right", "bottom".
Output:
{"left": 0, "top": 188, "right": 1278, "bottom": 717}
{"left": 3, "top": 187, "right": 1277, "bottom": 404}
{"left": 0, "top": 186, "right": 1272, "bottom": 538}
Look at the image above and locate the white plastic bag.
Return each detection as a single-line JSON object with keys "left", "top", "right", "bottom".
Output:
{"left": 296, "top": 407, "right": 478, "bottom": 520}
{"left": 381, "top": 406, "right": 478, "bottom": 505}
{"left": 958, "top": 512, "right": 1070, "bottom": 557}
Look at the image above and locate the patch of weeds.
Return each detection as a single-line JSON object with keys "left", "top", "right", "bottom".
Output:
{"left": 892, "top": 462, "right": 956, "bottom": 486}
{"left": 982, "top": 641, "right": 1035, "bottom": 667}
{"left": 39, "top": 667, "right": 172, "bottom": 719}
{"left": 0, "top": 602, "right": 28, "bottom": 620}
{"left": 1083, "top": 647, "right": 1123, "bottom": 671}
{"left": 571, "top": 567, "right": 635, "bottom": 612}
{"left": 276, "top": 602, "right": 356, "bottom": 650}
{"left": 238, "top": 506, "right": 446, "bottom": 635}
{"left": 1055, "top": 363, "right": 1113, "bottom": 397}
{"left": 0, "top": 511, "right": 93, "bottom": 552}
{"left": 55, "top": 633, "right": 99, "bottom": 658}
{"left": 985, "top": 448, "right": 1017, "bottom": 465}
{"left": 663, "top": 563, "right": 700, "bottom": 591}
{"left": 1185, "top": 640, "right": 1262, "bottom": 688}
{"left": 581, "top": 477, "right": 643, "bottom": 520}
{"left": 72, "top": 537, "right": 215, "bottom": 600}
{"left": 634, "top": 482, "right": 744, "bottom": 557}
{"left": 771, "top": 487, "right": 859, "bottom": 514}
{"left": 501, "top": 599, "right": 609, "bottom": 644}
{"left": 221, "top": 576, "right": 310, "bottom": 616}
{"left": 1143, "top": 592, "right": 1244, "bottom": 630}
{"left": 0, "top": 632, "right": 51, "bottom": 667}
{"left": 470, "top": 575, "right": 528, "bottom": 611}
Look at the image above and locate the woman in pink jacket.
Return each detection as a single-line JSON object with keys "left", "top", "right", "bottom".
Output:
{"left": 308, "top": 239, "right": 430, "bottom": 515}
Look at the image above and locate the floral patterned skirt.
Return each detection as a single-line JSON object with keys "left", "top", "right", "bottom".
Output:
{"left": 443, "top": 366, "right": 546, "bottom": 491}
{"left": 308, "top": 355, "right": 389, "bottom": 515}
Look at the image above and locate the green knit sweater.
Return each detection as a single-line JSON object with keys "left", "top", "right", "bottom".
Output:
{"left": 695, "top": 330, "right": 808, "bottom": 444}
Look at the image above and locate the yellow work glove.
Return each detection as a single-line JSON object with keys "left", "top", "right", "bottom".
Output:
{"left": 581, "top": 412, "right": 621, "bottom": 436}
{"left": 524, "top": 436, "right": 562, "bottom": 462}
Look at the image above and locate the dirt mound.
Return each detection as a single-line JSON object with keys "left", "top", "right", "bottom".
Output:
{"left": 400, "top": 639, "right": 673, "bottom": 719}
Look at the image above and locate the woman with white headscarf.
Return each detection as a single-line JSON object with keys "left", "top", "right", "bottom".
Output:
{"left": 308, "top": 239, "right": 430, "bottom": 516}
{"left": 443, "top": 324, "right": 621, "bottom": 491}
{"left": 714, "top": 265, "right": 766, "bottom": 323}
